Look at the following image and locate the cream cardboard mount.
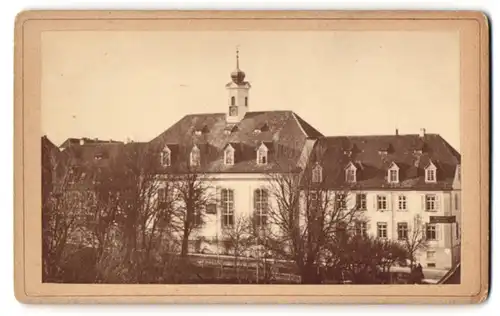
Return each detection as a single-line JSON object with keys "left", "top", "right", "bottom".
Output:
{"left": 13, "top": 10, "right": 490, "bottom": 304}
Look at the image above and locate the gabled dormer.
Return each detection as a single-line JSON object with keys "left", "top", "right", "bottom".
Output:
{"left": 345, "top": 161, "right": 357, "bottom": 183}
{"left": 224, "top": 143, "right": 235, "bottom": 165}
{"left": 160, "top": 145, "right": 171, "bottom": 167}
{"left": 312, "top": 163, "right": 323, "bottom": 183}
{"left": 256, "top": 143, "right": 268, "bottom": 165}
{"left": 425, "top": 160, "right": 437, "bottom": 183}
{"left": 190, "top": 144, "right": 201, "bottom": 167}
{"left": 387, "top": 161, "right": 400, "bottom": 184}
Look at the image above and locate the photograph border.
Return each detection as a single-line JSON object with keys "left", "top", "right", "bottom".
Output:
{"left": 13, "top": 10, "right": 490, "bottom": 304}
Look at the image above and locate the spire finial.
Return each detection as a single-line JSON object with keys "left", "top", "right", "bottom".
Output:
{"left": 236, "top": 45, "right": 240, "bottom": 69}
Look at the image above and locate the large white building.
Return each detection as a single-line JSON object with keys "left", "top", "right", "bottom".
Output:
{"left": 147, "top": 51, "right": 462, "bottom": 270}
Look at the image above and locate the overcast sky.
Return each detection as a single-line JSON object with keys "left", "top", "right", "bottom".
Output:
{"left": 41, "top": 30, "right": 460, "bottom": 151}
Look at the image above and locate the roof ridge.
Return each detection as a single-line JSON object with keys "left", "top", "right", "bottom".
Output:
{"left": 291, "top": 112, "right": 324, "bottom": 138}
{"left": 324, "top": 133, "right": 440, "bottom": 139}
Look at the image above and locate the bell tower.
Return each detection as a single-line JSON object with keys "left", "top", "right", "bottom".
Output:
{"left": 226, "top": 48, "right": 251, "bottom": 124}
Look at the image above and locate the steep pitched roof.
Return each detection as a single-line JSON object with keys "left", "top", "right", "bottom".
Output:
{"left": 149, "top": 111, "right": 324, "bottom": 173}
{"left": 309, "top": 134, "right": 460, "bottom": 190}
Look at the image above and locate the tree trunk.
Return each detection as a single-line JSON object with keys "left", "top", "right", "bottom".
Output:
{"left": 180, "top": 224, "right": 190, "bottom": 257}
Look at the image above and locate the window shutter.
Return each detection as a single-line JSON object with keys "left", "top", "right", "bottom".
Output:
{"left": 373, "top": 195, "right": 378, "bottom": 210}
{"left": 387, "top": 194, "right": 392, "bottom": 211}
{"left": 421, "top": 194, "right": 426, "bottom": 211}
{"left": 216, "top": 186, "right": 221, "bottom": 214}
{"left": 436, "top": 224, "right": 441, "bottom": 241}
{"left": 253, "top": 189, "right": 259, "bottom": 212}
{"left": 435, "top": 195, "right": 441, "bottom": 212}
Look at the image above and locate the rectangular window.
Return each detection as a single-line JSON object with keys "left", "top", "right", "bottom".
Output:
{"left": 377, "top": 195, "right": 387, "bottom": 210}
{"left": 312, "top": 166, "right": 322, "bottom": 183}
{"left": 377, "top": 222, "right": 388, "bottom": 238}
{"left": 254, "top": 188, "right": 268, "bottom": 226}
{"left": 190, "top": 148, "right": 200, "bottom": 166}
{"left": 426, "top": 169, "right": 436, "bottom": 182}
{"left": 389, "top": 169, "right": 398, "bottom": 182}
{"left": 161, "top": 151, "right": 171, "bottom": 166}
{"left": 346, "top": 169, "right": 356, "bottom": 183}
{"left": 427, "top": 263, "right": 436, "bottom": 268}
{"left": 398, "top": 195, "right": 407, "bottom": 210}
{"left": 335, "top": 193, "right": 347, "bottom": 210}
{"left": 426, "top": 224, "right": 437, "bottom": 240}
{"left": 397, "top": 222, "right": 408, "bottom": 240}
{"left": 454, "top": 193, "right": 460, "bottom": 211}
{"left": 221, "top": 189, "right": 234, "bottom": 228}
{"left": 224, "top": 150, "right": 234, "bottom": 165}
{"left": 355, "top": 221, "right": 367, "bottom": 236}
{"left": 193, "top": 209, "right": 203, "bottom": 227}
{"left": 425, "top": 194, "right": 437, "bottom": 211}
{"left": 310, "top": 191, "right": 319, "bottom": 209}
{"left": 356, "top": 193, "right": 367, "bottom": 210}
{"left": 257, "top": 148, "right": 268, "bottom": 165}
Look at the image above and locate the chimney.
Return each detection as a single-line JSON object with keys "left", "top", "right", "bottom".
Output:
{"left": 395, "top": 128, "right": 399, "bottom": 136}
{"left": 79, "top": 138, "right": 85, "bottom": 145}
{"left": 419, "top": 128, "right": 426, "bottom": 138}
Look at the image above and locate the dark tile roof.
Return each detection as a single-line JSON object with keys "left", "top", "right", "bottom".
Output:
{"left": 59, "top": 137, "right": 123, "bottom": 149}
{"left": 53, "top": 140, "right": 151, "bottom": 191}
{"left": 149, "top": 111, "right": 324, "bottom": 173}
{"left": 309, "top": 134, "right": 460, "bottom": 190}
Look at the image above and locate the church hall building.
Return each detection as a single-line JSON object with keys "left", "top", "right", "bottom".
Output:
{"left": 146, "top": 51, "right": 461, "bottom": 271}
{"left": 47, "top": 50, "right": 461, "bottom": 272}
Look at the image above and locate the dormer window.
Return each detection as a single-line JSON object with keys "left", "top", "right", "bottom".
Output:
{"left": 224, "top": 144, "right": 235, "bottom": 165}
{"left": 312, "top": 164, "right": 322, "bottom": 183}
{"left": 345, "top": 162, "right": 357, "bottom": 183}
{"left": 254, "top": 129, "right": 261, "bottom": 134}
{"left": 194, "top": 130, "right": 202, "bottom": 136}
{"left": 425, "top": 161, "right": 437, "bottom": 183}
{"left": 190, "top": 145, "right": 200, "bottom": 167}
{"left": 257, "top": 143, "right": 268, "bottom": 165}
{"left": 388, "top": 162, "right": 399, "bottom": 184}
{"left": 161, "top": 146, "right": 171, "bottom": 167}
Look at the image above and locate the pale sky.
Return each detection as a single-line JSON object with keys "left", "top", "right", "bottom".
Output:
{"left": 41, "top": 31, "right": 460, "bottom": 151}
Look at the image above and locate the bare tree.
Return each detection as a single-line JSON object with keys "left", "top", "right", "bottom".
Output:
{"left": 106, "top": 143, "right": 178, "bottom": 283}
{"left": 265, "top": 165, "right": 364, "bottom": 284}
{"left": 221, "top": 214, "right": 254, "bottom": 282}
{"left": 402, "top": 214, "right": 429, "bottom": 269}
{"left": 42, "top": 141, "right": 96, "bottom": 282}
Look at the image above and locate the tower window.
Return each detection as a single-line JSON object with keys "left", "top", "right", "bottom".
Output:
{"left": 231, "top": 96, "right": 235, "bottom": 106}
{"left": 245, "top": 96, "right": 248, "bottom": 106}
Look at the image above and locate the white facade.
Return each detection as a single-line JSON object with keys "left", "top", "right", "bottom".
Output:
{"left": 156, "top": 172, "right": 461, "bottom": 270}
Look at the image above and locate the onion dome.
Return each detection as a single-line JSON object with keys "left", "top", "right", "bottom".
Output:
{"left": 231, "top": 48, "right": 246, "bottom": 84}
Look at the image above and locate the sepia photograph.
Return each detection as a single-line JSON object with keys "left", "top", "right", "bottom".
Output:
{"left": 14, "top": 10, "right": 489, "bottom": 303}
{"left": 41, "top": 29, "right": 461, "bottom": 286}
